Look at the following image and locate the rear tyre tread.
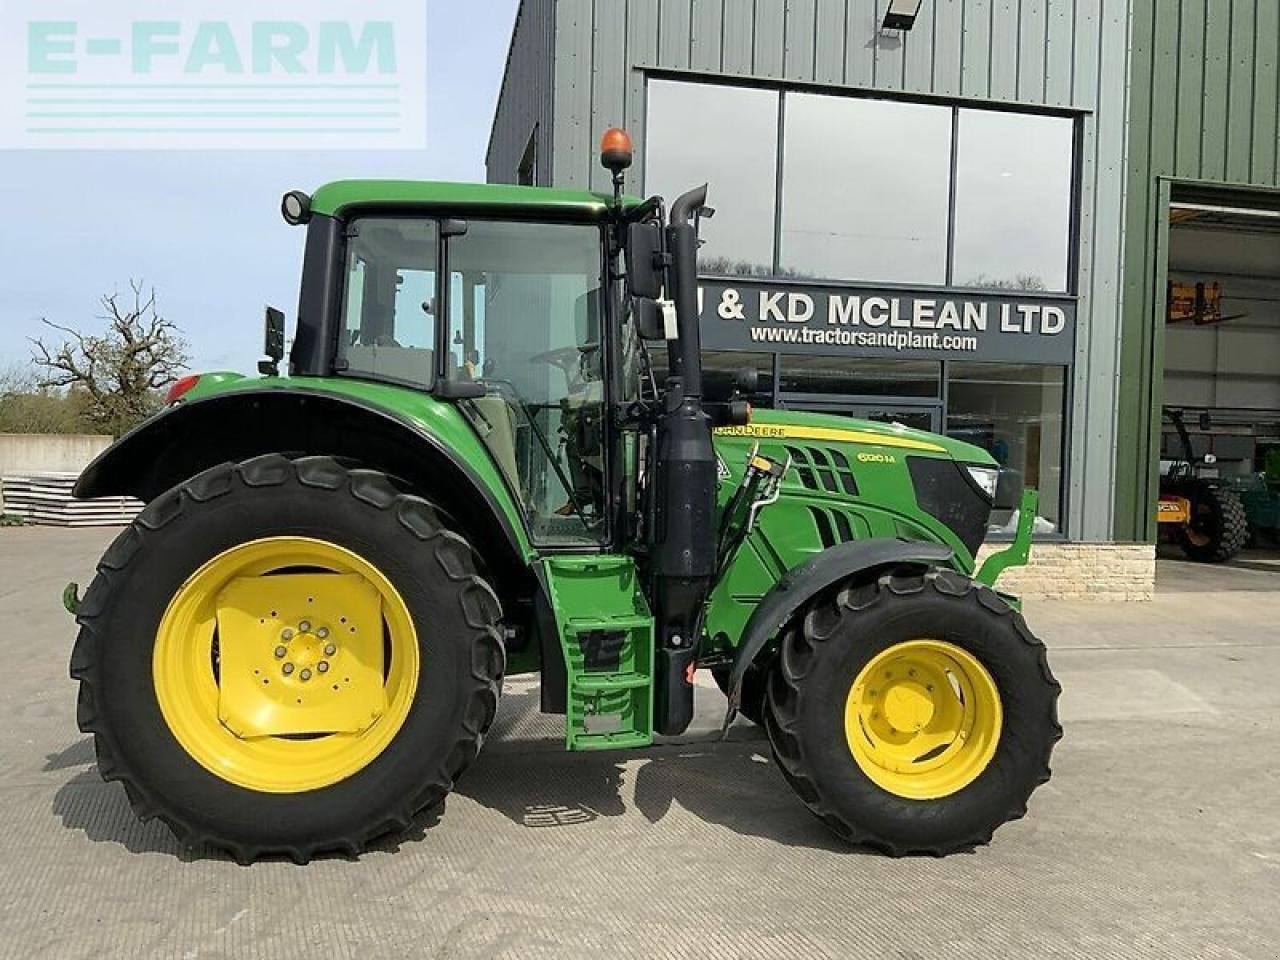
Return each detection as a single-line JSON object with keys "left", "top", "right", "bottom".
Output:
{"left": 764, "top": 568, "right": 1061, "bottom": 855}
{"left": 69, "top": 455, "right": 505, "bottom": 864}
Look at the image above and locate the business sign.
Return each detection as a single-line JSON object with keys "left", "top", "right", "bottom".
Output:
{"left": 698, "top": 278, "right": 1077, "bottom": 365}
{"left": 0, "top": 1, "right": 425, "bottom": 150}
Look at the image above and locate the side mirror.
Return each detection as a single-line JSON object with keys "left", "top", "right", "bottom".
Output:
{"left": 625, "top": 222, "right": 663, "bottom": 299}
{"left": 259, "top": 306, "right": 285, "bottom": 375}
{"left": 632, "top": 297, "right": 666, "bottom": 341}
{"left": 264, "top": 306, "right": 285, "bottom": 360}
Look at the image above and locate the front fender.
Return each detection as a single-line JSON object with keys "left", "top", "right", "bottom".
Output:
{"left": 721, "top": 538, "right": 953, "bottom": 726}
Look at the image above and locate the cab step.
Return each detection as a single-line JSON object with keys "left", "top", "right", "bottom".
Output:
{"left": 539, "top": 556, "right": 655, "bottom": 751}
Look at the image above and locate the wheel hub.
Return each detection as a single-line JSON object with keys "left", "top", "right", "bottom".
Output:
{"left": 881, "top": 681, "right": 935, "bottom": 732}
{"left": 215, "top": 572, "right": 387, "bottom": 738}
{"left": 845, "top": 640, "right": 1002, "bottom": 800}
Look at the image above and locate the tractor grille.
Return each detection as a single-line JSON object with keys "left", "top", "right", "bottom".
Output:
{"left": 785, "top": 446, "right": 859, "bottom": 496}
{"left": 906, "top": 457, "right": 992, "bottom": 556}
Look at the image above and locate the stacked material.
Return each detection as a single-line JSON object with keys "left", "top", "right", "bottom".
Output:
{"left": 0, "top": 472, "right": 141, "bottom": 527}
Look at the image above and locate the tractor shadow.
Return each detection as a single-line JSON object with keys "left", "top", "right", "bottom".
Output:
{"left": 46, "top": 683, "right": 857, "bottom": 859}
{"left": 456, "top": 685, "right": 854, "bottom": 853}
{"left": 46, "top": 738, "right": 440, "bottom": 864}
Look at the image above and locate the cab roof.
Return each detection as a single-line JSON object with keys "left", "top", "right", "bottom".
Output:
{"left": 310, "top": 179, "right": 642, "bottom": 220}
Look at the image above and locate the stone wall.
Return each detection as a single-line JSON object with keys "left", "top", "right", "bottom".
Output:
{"left": 975, "top": 543, "right": 1156, "bottom": 601}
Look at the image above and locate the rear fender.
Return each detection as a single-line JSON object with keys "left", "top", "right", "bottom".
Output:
{"left": 75, "top": 387, "right": 533, "bottom": 585}
{"left": 721, "top": 538, "right": 953, "bottom": 726}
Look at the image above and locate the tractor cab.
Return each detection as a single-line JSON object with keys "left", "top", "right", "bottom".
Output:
{"left": 332, "top": 210, "right": 615, "bottom": 544}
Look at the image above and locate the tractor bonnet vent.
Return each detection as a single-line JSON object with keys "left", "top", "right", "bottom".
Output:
{"left": 807, "top": 506, "right": 870, "bottom": 548}
{"left": 785, "top": 446, "right": 859, "bottom": 496}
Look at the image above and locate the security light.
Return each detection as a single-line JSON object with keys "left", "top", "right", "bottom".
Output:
{"left": 883, "top": 0, "right": 923, "bottom": 30}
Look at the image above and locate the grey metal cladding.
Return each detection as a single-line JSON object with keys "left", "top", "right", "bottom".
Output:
{"left": 491, "top": 0, "right": 1133, "bottom": 542}
{"left": 487, "top": 0, "right": 557, "bottom": 186}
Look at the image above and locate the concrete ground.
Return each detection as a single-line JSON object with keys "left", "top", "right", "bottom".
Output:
{"left": 2, "top": 526, "right": 1278, "bottom": 960}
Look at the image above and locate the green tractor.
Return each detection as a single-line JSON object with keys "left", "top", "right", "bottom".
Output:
{"left": 67, "top": 130, "right": 1060, "bottom": 863}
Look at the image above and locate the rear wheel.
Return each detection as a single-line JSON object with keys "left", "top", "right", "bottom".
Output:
{"left": 764, "top": 568, "right": 1061, "bottom": 855}
{"left": 1177, "top": 482, "right": 1248, "bottom": 563}
{"left": 70, "top": 454, "right": 505, "bottom": 863}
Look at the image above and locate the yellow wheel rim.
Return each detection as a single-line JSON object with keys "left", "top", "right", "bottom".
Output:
{"left": 154, "top": 537, "right": 419, "bottom": 793}
{"left": 844, "top": 640, "right": 1001, "bottom": 800}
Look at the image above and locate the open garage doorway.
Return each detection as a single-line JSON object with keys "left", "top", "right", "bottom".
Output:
{"left": 1158, "top": 188, "right": 1280, "bottom": 583}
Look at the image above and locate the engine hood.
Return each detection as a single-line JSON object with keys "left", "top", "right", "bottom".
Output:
{"left": 716, "top": 408, "right": 996, "bottom": 466}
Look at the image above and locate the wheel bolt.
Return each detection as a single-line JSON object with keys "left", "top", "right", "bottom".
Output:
{"left": 317, "top": 627, "right": 329, "bottom": 640}
{"left": 274, "top": 646, "right": 287, "bottom": 659}
{"left": 324, "top": 643, "right": 336, "bottom": 656}
{"left": 317, "top": 661, "right": 329, "bottom": 674}
{"left": 281, "top": 628, "right": 294, "bottom": 641}
{"left": 299, "top": 620, "right": 312, "bottom": 633}
{"left": 282, "top": 662, "right": 295, "bottom": 675}
{"left": 300, "top": 668, "right": 312, "bottom": 681}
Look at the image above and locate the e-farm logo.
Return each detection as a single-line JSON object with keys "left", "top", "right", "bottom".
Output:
{"left": 0, "top": 1, "right": 426, "bottom": 149}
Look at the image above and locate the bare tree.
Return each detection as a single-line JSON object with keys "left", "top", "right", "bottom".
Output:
{"left": 30, "top": 281, "right": 190, "bottom": 436}
{"left": 0, "top": 363, "right": 36, "bottom": 397}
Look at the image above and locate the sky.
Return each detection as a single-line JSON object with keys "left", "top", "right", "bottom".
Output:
{"left": 0, "top": 1, "right": 520, "bottom": 373}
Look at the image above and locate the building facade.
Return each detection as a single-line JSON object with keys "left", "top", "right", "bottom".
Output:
{"left": 1116, "top": 0, "right": 1280, "bottom": 545}
{"left": 487, "top": 0, "right": 1280, "bottom": 597}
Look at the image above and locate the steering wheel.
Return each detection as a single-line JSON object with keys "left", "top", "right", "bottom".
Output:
{"left": 529, "top": 344, "right": 599, "bottom": 377}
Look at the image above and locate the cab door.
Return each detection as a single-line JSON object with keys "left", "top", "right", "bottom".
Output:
{"left": 442, "top": 219, "right": 612, "bottom": 546}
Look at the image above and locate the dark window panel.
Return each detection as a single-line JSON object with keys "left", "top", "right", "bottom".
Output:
{"left": 779, "top": 355, "right": 941, "bottom": 397}
{"left": 952, "top": 110, "right": 1075, "bottom": 293}
{"left": 946, "top": 362, "right": 1067, "bottom": 534}
{"left": 780, "top": 94, "right": 952, "bottom": 285}
{"left": 644, "top": 79, "right": 780, "bottom": 276}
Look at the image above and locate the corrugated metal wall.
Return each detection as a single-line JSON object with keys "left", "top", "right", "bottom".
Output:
{"left": 1116, "top": 0, "right": 1280, "bottom": 542}
{"left": 486, "top": 0, "right": 557, "bottom": 187}
{"left": 492, "top": 0, "right": 1136, "bottom": 541}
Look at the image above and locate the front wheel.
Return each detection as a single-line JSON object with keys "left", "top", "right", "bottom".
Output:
{"left": 764, "top": 568, "right": 1061, "bottom": 855}
{"left": 70, "top": 455, "right": 505, "bottom": 863}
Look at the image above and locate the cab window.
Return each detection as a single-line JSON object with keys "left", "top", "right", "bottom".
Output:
{"left": 447, "top": 220, "right": 607, "bottom": 545}
{"left": 337, "top": 218, "right": 438, "bottom": 387}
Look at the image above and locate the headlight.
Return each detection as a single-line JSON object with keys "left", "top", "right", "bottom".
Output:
{"left": 965, "top": 465, "right": 999, "bottom": 501}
